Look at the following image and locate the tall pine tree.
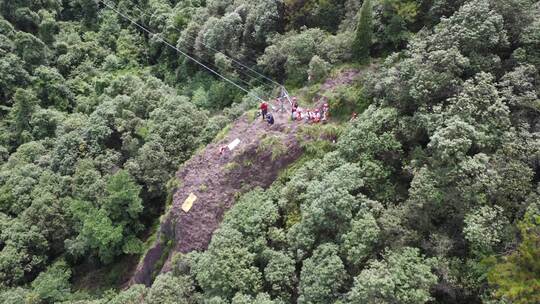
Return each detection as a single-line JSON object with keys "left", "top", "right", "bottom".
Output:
{"left": 352, "top": 0, "right": 373, "bottom": 63}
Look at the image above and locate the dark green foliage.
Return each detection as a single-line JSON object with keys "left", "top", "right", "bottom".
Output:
{"left": 193, "top": 226, "right": 263, "bottom": 298}
{"left": 258, "top": 28, "right": 354, "bottom": 86}
{"left": 488, "top": 205, "right": 540, "bottom": 304}
{"left": 207, "top": 81, "right": 242, "bottom": 109}
{"left": 31, "top": 260, "right": 71, "bottom": 303}
{"left": 298, "top": 243, "right": 347, "bottom": 303}
{"left": 66, "top": 170, "right": 144, "bottom": 263}
{"left": 33, "top": 66, "right": 73, "bottom": 111}
{"left": 374, "top": 0, "right": 421, "bottom": 51}
{"left": 0, "top": 218, "right": 48, "bottom": 286}
{"left": 341, "top": 212, "right": 380, "bottom": 267}
{"left": 0, "top": 54, "right": 30, "bottom": 102}
{"left": 145, "top": 273, "right": 196, "bottom": 304}
{"left": 348, "top": 247, "right": 437, "bottom": 303}
{"left": 103, "top": 170, "right": 144, "bottom": 229}
{"left": 9, "top": 89, "right": 37, "bottom": 145}
{"left": 285, "top": 0, "right": 347, "bottom": 33}
{"left": 352, "top": 0, "right": 373, "bottom": 62}
{"left": 147, "top": 96, "right": 208, "bottom": 164}
{"left": 14, "top": 31, "right": 46, "bottom": 67}
{"left": 0, "top": 0, "right": 539, "bottom": 303}
{"left": 263, "top": 250, "right": 296, "bottom": 300}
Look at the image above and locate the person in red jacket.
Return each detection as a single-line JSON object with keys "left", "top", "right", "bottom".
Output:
{"left": 260, "top": 101, "right": 269, "bottom": 121}
{"left": 296, "top": 109, "right": 303, "bottom": 121}
{"left": 218, "top": 145, "right": 228, "bottom": 156}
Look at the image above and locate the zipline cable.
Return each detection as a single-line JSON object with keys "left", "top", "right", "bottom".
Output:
{"left": 124, "top": 3, "right": 266, "bottom": 85}
{"left": 121, "top": 2, "right": 280, "bottom": 102}
{"left": 100, "top": 0, "right": 266, "bottom": 102}
{"left": 102, "top": 0, "right": 290, "bottom": 103}
{"left": 115, "top": 0, "right": 283, "bottom": 89}
{"left": 101, "top": 1, "right": 261, "bottom": 92}
{"left": 177, "top": 35, "right": 269, "bottom": 88}
{"left": 102, "top": 0, "right": 277, "bottom": 101}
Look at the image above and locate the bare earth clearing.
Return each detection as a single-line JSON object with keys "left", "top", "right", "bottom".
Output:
{"left": 129, "top": 70, "right": 360, "bottom": 286}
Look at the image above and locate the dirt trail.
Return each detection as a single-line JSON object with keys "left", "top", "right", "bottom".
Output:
{"left": 129, "top": 70, "right": 360, "bottom": 286}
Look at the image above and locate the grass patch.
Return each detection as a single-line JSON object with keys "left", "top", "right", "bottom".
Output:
{"left": 292, "top": 83, "right": 322, "bottom": 106}
{"left": 212, "top": 123, "right": 232, "bottom": 143}
{"left": 242, "top": 158, "right": 254, "bottom": 167}
{"left": 277, "top": 154, "right": 311, "bottom": 183}
{"left": 296, "top": 123, "right": 344, "bottom": 142}
{"left": 278, "top": 123, "right": 342, "bottom": 182}
{"left": 277, "top": 142, "right": 331, "bottom": 183}
{"left": 151, "top": 237, "right": 173, "bottom": 282}
{"left": 257, "top": 134, "right": 287, "bottom": 161}
{"left": 246, "top": 109, "right": 259, "bottom": 121}
{"left": 321, "top": 83, "right": 369, "bottom": 121}
{"left": 143, "top": 219, "right": 161, "bottom": 252}
{"left": 223, "top": 161, "right": 240, "bottom": 173}
{"left": 301, "top": 140, "right": 336, "bottom": 158}
{"left": 165, "top": 178, "right": 182, "bottom": 208}
{"left": 329, "top": 62, "right": 364, "bottom": 76}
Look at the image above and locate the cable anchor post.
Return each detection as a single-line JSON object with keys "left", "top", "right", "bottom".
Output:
{"left": 280, "top": 86, "right": 292, "bottom": 106}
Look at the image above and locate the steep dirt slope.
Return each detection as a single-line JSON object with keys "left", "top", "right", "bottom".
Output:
{"left": 130, "top": 108, "right": 303, "bottom": 286}
{"left": 129, "top": 69, "right": 361, "bottom": 286}
{"left": 168, "top": 115, "right": 302, "bottom": 254}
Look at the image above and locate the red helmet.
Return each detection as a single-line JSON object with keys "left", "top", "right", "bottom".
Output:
{"left": 315, "top": 109, "right": 319, "bottom": 112}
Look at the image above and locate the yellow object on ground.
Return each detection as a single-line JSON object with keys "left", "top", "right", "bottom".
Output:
{"left": 182, "top": 193, "right": 198, "bottom": 212}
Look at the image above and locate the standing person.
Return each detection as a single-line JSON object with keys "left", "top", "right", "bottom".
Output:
{"left": 291, "top": 97, "right": 299, "bottom": 120}
{"left": 260, "top": 101, "right": 268, "bottom": 121}
{"left": 322, "top": 103, "right": 329, "bottom": 123}
{"left": 296, "top": 109, "right": 303, "bottom": 121}
{"left": 306, "top": 109, "right": 312, "bottom": 122}
{"left": 218, "top": 145, "right": 228, "bottom": 156}
{"left": 322, "top": 103, "right": 329, "bottom": 114}
{"left": 266, "top": 113, "right": 275, "bottom": 126}
{"left": 314, "top": 109, "right": 321, "bottom": 123}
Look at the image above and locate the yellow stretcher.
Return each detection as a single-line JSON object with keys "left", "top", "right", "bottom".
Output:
{"left": 182, "top": 193, "right": 198, "bottom": 212}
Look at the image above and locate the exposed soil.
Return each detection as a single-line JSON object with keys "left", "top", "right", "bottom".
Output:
{"left": 165, "top": 110, "right": 305, "bottom": 256}
{"left": 129, "top": 70, "right": 361, "bottom": 287}
{"left": 321, "top": 69, "right": 361, "bottom": 91}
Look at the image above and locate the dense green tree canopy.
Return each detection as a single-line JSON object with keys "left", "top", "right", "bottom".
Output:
{"left": 0, "top": 0, "right": 539, "bottom": 303}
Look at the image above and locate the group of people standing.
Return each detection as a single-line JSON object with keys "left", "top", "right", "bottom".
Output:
{"left": 259, "top": 96, "right": 330, "bottom": 126}
{"left": 220, "top": 96, "right": 331, "bottom": 156}
{"left": 291, "top": 97, "right": 329, "bottom": 124}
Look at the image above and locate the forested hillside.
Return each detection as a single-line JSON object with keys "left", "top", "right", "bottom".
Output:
{"left": 0, "top": 0, "right": 539, "bottom": 303}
